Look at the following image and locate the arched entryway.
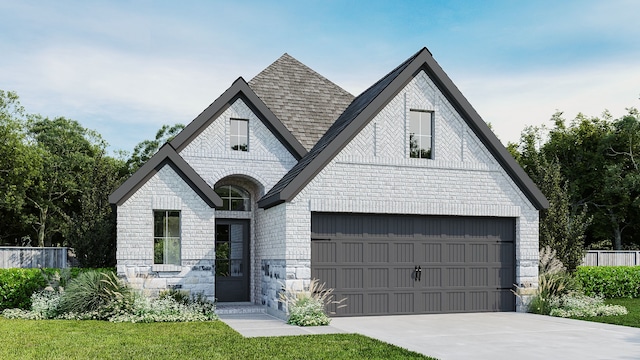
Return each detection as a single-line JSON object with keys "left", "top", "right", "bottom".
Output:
{"left": 213, "top": 176, "right": 262, "bottom": 302}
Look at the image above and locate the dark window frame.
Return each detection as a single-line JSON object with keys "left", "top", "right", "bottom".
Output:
{"left": 153, "top": 210, "right": 181, "bottom": 265}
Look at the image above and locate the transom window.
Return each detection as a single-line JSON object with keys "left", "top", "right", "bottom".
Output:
{"left": 230, "top": 118, "right": 248, "bottom": 151}
{"left": 153, "top": 210, "right": 181, "bottom": 265}
{"left": 409, "top": 110, "right": 433, "bottom": 159}
{"left": 215, "top": 185, "right": 251, "bottom": 211}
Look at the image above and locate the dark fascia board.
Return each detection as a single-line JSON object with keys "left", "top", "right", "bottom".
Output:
{"left": 418, "top": 52, "right": 549, "bottom": 210}
{"left": 260, "top": 47, "right": 549, "bottom": 210}
{"left": 108, "top": 143, "right": 222, "bottom": 208}
{"left": 169, "top": 77, "right": 307, "bottom": 160}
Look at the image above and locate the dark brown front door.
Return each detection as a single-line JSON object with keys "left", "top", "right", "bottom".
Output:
{"left": 215, "top": 219, "right": 250, "bottom": 302}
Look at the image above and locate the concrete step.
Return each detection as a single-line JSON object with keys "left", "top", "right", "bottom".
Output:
{"left": 216, "top": 302, "right": 268, "bottom": 315}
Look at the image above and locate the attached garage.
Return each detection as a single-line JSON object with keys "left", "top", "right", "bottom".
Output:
{"left": 311, "top": 213, "right": 516, "bottom": 316}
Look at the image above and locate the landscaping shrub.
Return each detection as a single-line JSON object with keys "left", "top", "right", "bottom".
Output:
{"left": 57, "top": 270, "right": 134, "bottom": 319}
{"left": 3, "top": 270, "right": 217, "bottom": 323}
{"left": 575, "top": 266, "right": 640, "bottom": 298}
{"left": 548, "top": 294, "right": 628, "bottom": 318}
{"left": 279, "top": 279, "right": 345, "bottom": 326}
{"left": 0, "top": 269, "right": 47, "bottom": 310}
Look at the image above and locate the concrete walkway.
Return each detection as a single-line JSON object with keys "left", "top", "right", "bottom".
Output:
{"left": 218, "top": 312, "right": 345, "bottom": 337}
{"left": 220, "top": 311, "right": 640, "bottom": 359}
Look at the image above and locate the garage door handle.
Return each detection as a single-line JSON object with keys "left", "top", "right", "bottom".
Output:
{"left": 415, "top": 266, "right": 422, "bottom": 282}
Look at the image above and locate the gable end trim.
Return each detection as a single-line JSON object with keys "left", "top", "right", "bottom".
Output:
{"left": 108, "top": 144, "right": 222, "bottom": 208}
{"left": 169, "top": 77, "right": 307, "bottom": 160}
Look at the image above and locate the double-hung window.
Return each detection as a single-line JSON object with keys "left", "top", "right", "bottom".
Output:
{"left": 153, "top": 210, "right": 181, "bottom": 265}
{"left": 409, "top": 110, "right": 433, "bottom": 159}
{"left": 230, "top": 118, "right": 249, "bottom": 151}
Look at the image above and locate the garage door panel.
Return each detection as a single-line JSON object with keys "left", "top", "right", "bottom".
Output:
{"left": 470, "top": 243, "right": 489, "bottom": 262}
{"left": 393, "top": 243, "right": 415, "bottom": 262}
{"left": 421, "top": 243, "right": 442, "bottom": 263}
{"left": 393, "top": 267, "right": 415, "bottom": 288}
{"left": 469, "top": 267, "right": 489, "bottom": 287}
{"left": 313, "top": 268, "right": 337, "bottom": 289}
{"left": 311, "top": 241, "right": 336, "bottom": 263}
{"left": 421, "top": 292, "right": 443, "bottom": 313}
{"left": 393, "top": 293, "right": 415, "bottom": 313}
{"left": 311, "top": 213, "right": 516, "bottom": 316}
{"left": 446, "top": 267, "right": 466, "bottom": 287}
{"left": 422, "top": 267, "right": 442, "bottom": 287}
{"left": 369, "top": 293, "right": 389, "bottom": 314}
{"left": 369, "top": 268, "right": 389, "bottom": 288}
{"left": 446, "top": 291, "right": 466, "bottom": 311}
{"left": 341, "top": 242, "right": 364, "bottom": 262}
{"left": 445, "top": 243, "right": 465, "bottom": 263}
{"left": 368, "top": 243, "right": 389, "bottom": 262}
{"left": 341, "top": 268, "right": 364, "bottom": 289}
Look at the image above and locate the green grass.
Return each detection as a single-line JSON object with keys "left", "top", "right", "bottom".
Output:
{"left": 575, "top": 298, "right": 640, "bottom": 328}
{"left": 0, "top": 318, "right": 433, "bottom": 359}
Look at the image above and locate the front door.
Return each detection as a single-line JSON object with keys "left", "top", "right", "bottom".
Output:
{"left": 215, "top": 219, "right": 250, "bottom": 302}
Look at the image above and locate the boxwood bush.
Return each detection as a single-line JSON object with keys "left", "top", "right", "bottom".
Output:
{"left": 0, "top": 269, "right": 47, "bottom": 310}
{"left": 575, "top": 266, "right": 640, "bottom": 298}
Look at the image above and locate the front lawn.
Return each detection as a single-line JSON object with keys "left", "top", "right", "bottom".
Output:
{"left": 0, "top": 318, "right": 432, "bottom": 359}
{"left": 575, "top": 298, "right": 640, "bottom": 328}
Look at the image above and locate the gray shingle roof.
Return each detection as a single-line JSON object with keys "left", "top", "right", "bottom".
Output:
{"left": 248, "top": 53, "right": 354, "bottom": 151}
{"left": 258, "top": 48, "right": 549, "bottom": 211}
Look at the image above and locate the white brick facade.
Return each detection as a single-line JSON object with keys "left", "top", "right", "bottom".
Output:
{"left": 116, "top": 165, "right": 216, "bottom": 299}
{"left": 115, "top": 61, "right": 541, "bottom": 314}
{"left": 271, "top": 71, "right": 539, "bottom": 312}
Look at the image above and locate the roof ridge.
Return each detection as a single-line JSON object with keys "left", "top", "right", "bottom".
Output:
{"left": 258, "top": 48, "right": 549, "bottom": 211}
{"left": 248, "top": 52, "right": 355, "bottom": 150}
{"left": 250, "top": 53, "right": 353, "bottom": 97}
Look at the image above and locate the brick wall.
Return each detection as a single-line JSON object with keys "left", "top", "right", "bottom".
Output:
{"left": 268, "top": 71, "right": 540, "bottom": 313}
{"left": 116, "top": 165, "right": 216, "bottom": 299}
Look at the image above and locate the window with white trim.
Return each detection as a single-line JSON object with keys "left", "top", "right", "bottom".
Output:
{"left": 153, "top": 210, "right": 181, "bottom": 265}
{"left": 409, "top": 110, "right": 433, "bottom": 159}
{"left": 230, "top": 118, "right": 248, "bottom": 151}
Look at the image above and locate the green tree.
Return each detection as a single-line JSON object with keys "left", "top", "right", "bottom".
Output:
{"left": 25, "top": 117, "right": 102, "bottom": 247}
{"left": 0, "top": 91, "right": 41, "bottom": 245}
{"left": 126, "top": 123, "right": 184, "bottom": 173}
{"left": 68, "top": 153, "right": 127, "bottom": 267}
{"left": 593, "top": 109, "right": 640, "bottom": 249}
{"left": 510, "top": 124, "right": 591, "bottom": 271}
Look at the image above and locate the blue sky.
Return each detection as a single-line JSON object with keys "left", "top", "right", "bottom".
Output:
{"left": 1, "top": 0, "right": 639, "bottom": 154}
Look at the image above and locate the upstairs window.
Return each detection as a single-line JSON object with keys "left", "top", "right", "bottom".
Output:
{"left": 409, "top": 110, "right": 433, "bottom": 159}
{"left": 230, "top": 118, "right": 248, "bottom": 151}
{"left": 154, "top": 210, "right": 181, "bottom": 265}
{"left": 215, "top": 185, "right": 251, "bottom": 211}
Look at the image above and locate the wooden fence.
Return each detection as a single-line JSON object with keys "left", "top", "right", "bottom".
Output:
{"left": 0, "top": 247, "right": 68, "bottom": 269}
{"left": 583, "top": 251, "right": 640, "bottom": 266}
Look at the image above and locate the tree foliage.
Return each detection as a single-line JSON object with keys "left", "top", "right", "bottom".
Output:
{"left": 0, "top": 91, "right": 130, "bottom": 267}
{"left": 126, "top": 123, "right": 184, "bottom": 173}
{"left": 510, "top": 108, "right": 640, "bottom": 250}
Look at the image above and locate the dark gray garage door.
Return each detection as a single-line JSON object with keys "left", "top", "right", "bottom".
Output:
{"left": 311, "top": 213, "right": 515, "bottom": 316}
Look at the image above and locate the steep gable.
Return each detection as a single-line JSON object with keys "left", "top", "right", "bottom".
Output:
{"left": 170, "top": 77, "right": 307, "bottom": 160}
{"left": 249, "top": 54, "right": 354, "bottom": 151}
{"left": 258, "top": 48, "right": 548, "bottom": 210}
{"left": 109, "top": 143, "right": 221, "bottom": 207}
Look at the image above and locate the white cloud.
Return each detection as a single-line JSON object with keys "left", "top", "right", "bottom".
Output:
{"left": 457, "top": 60, "right": 640, "bottom": 144}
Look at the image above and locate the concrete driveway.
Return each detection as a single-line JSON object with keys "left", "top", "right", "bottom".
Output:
{"left": 329, "top": 312, "right": 640, "bottom": 360}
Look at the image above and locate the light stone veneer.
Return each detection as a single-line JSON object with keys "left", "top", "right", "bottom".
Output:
{"left": 268, "top": 71, "right": 539, "bottom": 314}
